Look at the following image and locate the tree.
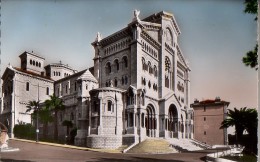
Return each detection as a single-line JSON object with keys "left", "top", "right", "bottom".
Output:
{"left": 242, "top": 45, "right": 258, "bottom": 70}
{"left": 242, "top": 0, "right": 258, "bottom": 69}
{"left": 220, "top": 107, "right": 258, "bottom": 145}
{"left": 37, "top": 108, "right": 53, "bottom": 139}
{"left": 26, "top": 100, "right": 40, "bottom": 142}
{"left": 44, "top": 94, "right": 65, "bottom": 141}
{"left": 220, "top": 108, "right": 247, "bottom": 144}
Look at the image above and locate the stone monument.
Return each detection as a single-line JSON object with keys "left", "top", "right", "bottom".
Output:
{"left": 0, "top": 122, "right": 19, "bottom": 152}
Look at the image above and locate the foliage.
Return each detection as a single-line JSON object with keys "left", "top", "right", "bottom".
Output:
{"left": 244, "top": 0, "right": 258, "bottom": 20}
{"left": 26, "top": 100, "right": 40, "bottom": 114}
{"left": 13, "top": 123, "right": 35, "bottom": 140}
{"left": 242, "top": 45, "right": 258, "bottom": 70}
{"left": 242, "top": 0, "right": 258, "bottom": 69}
{"left": 44, "top": 94, "right": 65, "bottom": 141}
{"left": 220, "top": 107, "right": 257, "bottom": 153}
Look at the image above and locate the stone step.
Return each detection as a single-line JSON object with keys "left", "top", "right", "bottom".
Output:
{"left": 127, "top": 139, "right": 178, "bottom": 154}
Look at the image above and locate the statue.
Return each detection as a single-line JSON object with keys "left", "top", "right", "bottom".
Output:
{"left": 133, "top": 10, "right": 140, "bottom": 21}
{"left": 95, "top": 32, "right": 102, "bottom": 42}
{"left": 0, "top": 122, "right": 9, "bottom": 149}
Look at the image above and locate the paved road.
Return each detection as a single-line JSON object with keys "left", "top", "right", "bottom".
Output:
{"left": 0, "top": 140, "right": 211, "bottom": 162}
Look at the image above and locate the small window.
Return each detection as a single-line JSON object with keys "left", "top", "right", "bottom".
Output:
{"left": 39, "top": 63, "right": 41, "bottom": 67}
{"left": 114, "top": 79, "right": 118, "bottom": 87}
{"left": 204, "top": 117, "right": 206, "bottom": 121}
{"left": 125, "top": 76, "right": 128, "bottom": 84}
{"left": 86, "top": 85, "right": 88, "bottom": 90}
{"left": 30, "top": 59, "right": 32, "bottom": 65}
{"left": 46, "top": 87, "right": 49, "bottom": 95}
{"left": 123, "top": 56, "right": 128, "bottom": 68}
{"left": 107, "top": 100, "right": 112, "bottom": 111}
{"left": 71, "top": 112, "right": 74, "bottom": 120}
{"left": 204, "top": 131, "right": 206, "bottom": 135}
{"left": 36, "top": 62, "right": 38, "bottom": 67}
{"left": 74, "top": 82, "right": 77, "bottom": 91}
{"left": 26, "top": 82, "right": 29, "bottom": 91}
{"left": 33, "top": 60, "right": 35, "bottom": 66}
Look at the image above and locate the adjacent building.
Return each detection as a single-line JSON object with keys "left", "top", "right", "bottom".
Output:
{"left": 1, "top": 52, "right": 55, "bottom": 137}
{"left": 190, "top": 97, "right": 229, "bottom": 145}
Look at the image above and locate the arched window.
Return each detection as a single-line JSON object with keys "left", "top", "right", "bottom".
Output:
{"left": 124, "top": 76, "right": 128, "bottom": 84}
{"left": 114, "top": 78, "right": 118, "bottom": 87}
{"left": 106, "top": 62, "right": 111, "bottom": 74}
{"left": 122, "top": 56, "right": 128, "bottom": 68}
{"left": 30, "top": 60, "right": 32, "bottom": 65}
{"left": 122, "top": 76, "right": 124, "bottom": 85}
{"left": 148, "top": 61, "right": 153, "bottom": 74}
{"left": 107, "top": 100, "right": 112, "bottom": 111}
{"left": 165, "top": 76, "right": 169, "bottom": 88}
{"left": 36, "top": 62, "right": 38, "bottom": 67}
{"left": 46, "top": 87, "right": 49, "bottom": 95}
{"left": 165, "top": 56, "right": 171, "bottom": 72}
{"left": 26, "top": 82, "right": 29, "bottom": 91}
{"left": 114, "top": 59, "right": 119, "bottom": 71}
{"left": 142, "top": 58, "right": 146, "bottom": 70}
{"left": 53, "top": 71, "right": 55, "bottom": 76}
{"left": 39, "top": 63, "right": 41, "bottom": 67}
{"left": 33, "top": 60, "right": 35, "bottom": 66}
{"left": 154, "top": 65, "right": 158, "bottom": 77}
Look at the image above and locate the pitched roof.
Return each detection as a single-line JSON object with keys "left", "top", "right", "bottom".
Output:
{"left": 77, "top": 69, "right": 98, "bottom": 83}
{"left": 55, "top": 68, "right": 97, "bottom": 83}
{"left": 13, "top": 67, "right": 53, "bottom": 81}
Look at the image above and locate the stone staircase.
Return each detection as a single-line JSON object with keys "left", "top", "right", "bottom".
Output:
{"left": 126, "top": 138, "right": 178, "bottom": 154}
{"left": 167, "top": 138, "right": 207, "bottom": 152}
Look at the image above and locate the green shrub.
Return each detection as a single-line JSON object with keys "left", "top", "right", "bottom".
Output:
{"left": 13, "top": 123, "right": 36, "bottom": 140}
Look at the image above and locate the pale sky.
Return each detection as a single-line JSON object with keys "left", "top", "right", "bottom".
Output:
{"left": 1, "top": 0, "right": 257, "bottom": 112}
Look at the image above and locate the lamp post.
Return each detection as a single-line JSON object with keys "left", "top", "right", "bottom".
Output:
{"left": 36, "top": 83, "right": 39, "bottom": 142}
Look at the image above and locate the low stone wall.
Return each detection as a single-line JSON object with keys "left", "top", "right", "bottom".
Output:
{"left": 86, "top": 135, "right": 122, "bottom": 149}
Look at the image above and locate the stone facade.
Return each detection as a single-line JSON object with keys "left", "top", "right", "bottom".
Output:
{"left": 190, "top": 97, "right": 229, "bottom": 145}
{"left": 1, "top": 10, "right": 194, "bottom": 149}
{"left": 86, "top": 10, "right": 193, "bottom": 148}
{"left": 1, "top": 52, "right": 55, "bottom": 137}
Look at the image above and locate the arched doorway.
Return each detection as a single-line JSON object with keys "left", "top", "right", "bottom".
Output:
{"left": 145, "top": 104, "right": 156, "bottom": 137}
{"left": 168, "top": 104, "right": 178, "bottom": 138}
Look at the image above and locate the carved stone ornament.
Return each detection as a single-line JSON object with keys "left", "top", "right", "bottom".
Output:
{"left": 95, "top": 32, "right": 102, "bottom": 42}
{"left": 133, "top": 10, "right": 140, "bottom": 21}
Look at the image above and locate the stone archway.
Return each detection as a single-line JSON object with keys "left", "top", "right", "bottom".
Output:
{"left": 168, "top": 104, "right": 178, "bottom": 138}
{"left": 145, "top": 104, "right": 156, "bottom": 137}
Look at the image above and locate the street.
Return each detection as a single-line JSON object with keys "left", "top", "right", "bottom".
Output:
{"left": 0, "top": 140, "right": 210, "bottom": 162}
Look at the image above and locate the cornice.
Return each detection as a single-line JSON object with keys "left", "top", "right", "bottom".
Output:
{"left": 98, "top": 28, "right": 131, "bottom": 47}
{"left": 140, "top": 30, "right": 161, "bottom": 49}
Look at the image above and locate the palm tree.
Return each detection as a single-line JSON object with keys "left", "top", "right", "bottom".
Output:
{"left": 38, "top": 108, "right": 53, "bottom": 139}
{"left": 26, "top": 100, "right": 40, "bottom": 142}
{"left": 220, "top": 107, "right": 248, "bottom": 144}
{"left": 44, "top": 94, "right": 65, "bottom": 141}
{"left": 242, "top": 44, "right": 258, "bottom": 70}
{"left": 244, "top": 108, "right": 257, "bottom": 137}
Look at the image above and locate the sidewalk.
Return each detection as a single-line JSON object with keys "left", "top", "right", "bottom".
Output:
{"left": 10, "top": 138, "right": 121, "bottom": 153}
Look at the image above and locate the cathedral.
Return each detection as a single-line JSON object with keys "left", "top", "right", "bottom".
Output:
{"left": 1, "top": 10, "right": 194, "bottom": 149}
